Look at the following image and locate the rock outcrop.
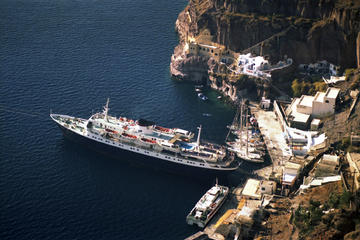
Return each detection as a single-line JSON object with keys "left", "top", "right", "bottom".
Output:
{"left": 170, "top": 0, "right": 360, "bottom": 100}
{"left": 357, "top": 31, "right": 360, "bottom": 68}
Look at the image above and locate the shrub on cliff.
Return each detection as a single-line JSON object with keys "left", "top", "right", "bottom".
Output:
{"left": 291, "top": 79, "right": 303, "bottom": 97}
{"left": 350, "top": 75, "right": 360, "bottom": 90}
{"left": 345, "top": 68, "right": 356, "bottom": 81}
{"left": 291, "top": 78, "right": 327, "bottom": 97}
{"left": 294, "top": 201, "right": 324, "bottom": 237}
{"left": 292, "top": 79, "right": 310, "bottom": 97}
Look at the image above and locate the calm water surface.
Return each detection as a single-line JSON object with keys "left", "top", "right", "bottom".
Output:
{"left": 0, "top": 0, "right": 242, "bottom": 239}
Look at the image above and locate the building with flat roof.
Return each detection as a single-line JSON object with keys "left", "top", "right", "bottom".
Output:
{"left": 310, "top": 154, "right": 340, "bottom": 178}
{"left": 286, "top": 98, "right": 311, "bottom": 130}
{"left": 242, "top": 179, "right": 276, "bottom": 200}
{"left": 282, "top": 161, "right": 302, "bottom": 195}
{"left": 286, "top": 87, "right": 340, "bottom": 130}
{"left": 311, "top": 118, "right": 321, "bottom": 130}
{"left": 185, "top": 29, "right": 230, "bottom": 62}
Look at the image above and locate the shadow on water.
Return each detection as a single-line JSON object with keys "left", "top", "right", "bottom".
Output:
{"left": 59, "top": 137, "right": 233, "bottom": 185}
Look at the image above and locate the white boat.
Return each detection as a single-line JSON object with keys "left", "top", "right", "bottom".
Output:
{"left": 50, "top": 99, "right": 239, "bottom": 174}
{"left": 186, "top": 183, "right": 229, "bottom": 228}
{"left": 198, "top": 93, "right": 208, "bottom": 101}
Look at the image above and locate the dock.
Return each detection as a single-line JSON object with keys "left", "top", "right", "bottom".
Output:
{"left": 250, "top": 106, "right": 292, "bottom": 179}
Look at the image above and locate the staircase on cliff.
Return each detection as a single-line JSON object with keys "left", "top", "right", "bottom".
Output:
{"left": 241, "top": 25, "right": 296, "bottom": 56}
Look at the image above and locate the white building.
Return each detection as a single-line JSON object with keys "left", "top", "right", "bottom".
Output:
{"left": 298, "top": 60, "right": 341, "bottom": 76}
{"left": 242, "top": 178, "right": 277, "bottom": 200}
{"left": 286, "top": 87, "right": 340, "bottom": 129}
{"left": 237, "top": 53, "right": 272, "bottom": 79}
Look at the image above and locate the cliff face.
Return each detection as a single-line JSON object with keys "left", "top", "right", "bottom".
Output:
{"left": 170, "top": 0, "right": 360, "bottom": 99}
{"left": 186, "top": 0, "right": 359, "bottom": 66}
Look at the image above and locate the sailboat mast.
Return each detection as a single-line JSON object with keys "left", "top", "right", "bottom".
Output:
{"left": 225, "top": 107, "right": 239, "bottom": 142}
{"left": 239, "top": 100, "right": 243, "bottom": 150}
{"left": 246, "top": 107, "right": 249, "bottom": 155}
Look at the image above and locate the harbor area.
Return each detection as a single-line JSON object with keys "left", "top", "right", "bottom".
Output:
{"left": 184, "top": 92, "right": 358, "bottom": 239}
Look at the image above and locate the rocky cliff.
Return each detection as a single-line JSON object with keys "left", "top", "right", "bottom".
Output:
{"left": 170, "top": 0, "right": 360, "bottom": 100}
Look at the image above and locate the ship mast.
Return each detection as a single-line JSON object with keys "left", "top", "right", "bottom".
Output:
{"left": 225, "top": 106, "right": 240, "bottom": 142}
{"left": 239, "top": 100, "right": 243, "bottom": 150}
{"left": 246, "top": 107, "right": 249, "bottom": 156}
{"left": 196, "top": 125, "right": 202, "bottom": 147}
{"left": 103, "top": 98, "right": 110, "bottom": 121}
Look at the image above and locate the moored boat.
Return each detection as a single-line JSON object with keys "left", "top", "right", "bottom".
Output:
{"left": 225, "top": 100, "right": 265, "bottom": 163}
{"left": 186, "top": 183, "right": 229, "bottom": 228}
{"left": 50, "top": 99, "right": 239, "bottom": 174}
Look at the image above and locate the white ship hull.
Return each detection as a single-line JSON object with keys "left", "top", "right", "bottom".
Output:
{"left": 51, "top": 113, "right": 239, "bottom": 174}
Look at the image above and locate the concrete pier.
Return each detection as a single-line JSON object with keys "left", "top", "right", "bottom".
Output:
{"left": 250, "top": 106, "right": 292, "bottom": 179}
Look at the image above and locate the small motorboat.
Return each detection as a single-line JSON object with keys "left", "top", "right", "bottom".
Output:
{"left": 198, "top": 93, "right": 208, "bottom": 101}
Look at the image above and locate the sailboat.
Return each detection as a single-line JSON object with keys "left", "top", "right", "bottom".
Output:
{"left": 226, "top": 100, "right": 265, "bottom": 163}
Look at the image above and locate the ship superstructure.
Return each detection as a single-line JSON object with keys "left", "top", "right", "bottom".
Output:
{"left": 50, "top": 99, "right": 239, "bottom": 173}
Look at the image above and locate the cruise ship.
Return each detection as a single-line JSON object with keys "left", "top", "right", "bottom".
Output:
{"left": 50, "top": 99, "right": 239, "bottom": 174}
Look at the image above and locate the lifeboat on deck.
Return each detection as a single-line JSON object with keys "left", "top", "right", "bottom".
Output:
{"left": 141, "top": 138, "right": 157, "bottom": 144}
{"left": 122, "top": 133, "right": 137, "bottom": 139}
{"left": 155, "top": 126, "right": 171, "bottom": 133}
{"left": 105, "top": 128, "right": 118, "bottom": 134}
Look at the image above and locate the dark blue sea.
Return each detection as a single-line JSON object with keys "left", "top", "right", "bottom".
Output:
{"left": 0, "top": 0, "right": 246, "bottom": 239}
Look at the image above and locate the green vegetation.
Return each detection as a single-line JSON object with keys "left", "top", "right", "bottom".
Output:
{"left": 350, "top": 74, "right": 360, "bottom": 90}
{"left": 340, "top": 137, "right": 352, "bottom": 151}
{"left": 293, "top": 191, "right": 354, "bottom": 238}
{"left": 345, "top": 68, "right": 356, "bottom": 81}
{"left": 291, "top": 78, "right": 327, "bottom": 97}
{"left": 325, "top": 191, "right": 353, "bottom": 209}
{"left": 337, "top": 136, "right": 360, "bottom": 153}
{"left": 293, "top": 200, "right": 323, "bottom": 235}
